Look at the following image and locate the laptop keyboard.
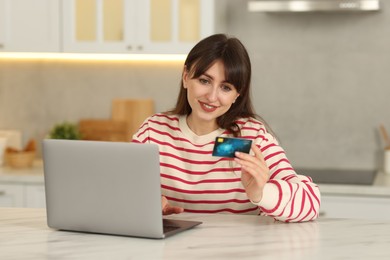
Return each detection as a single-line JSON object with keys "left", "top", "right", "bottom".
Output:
{"left": 163, "top": 225, "right": 180, "bottom": 233}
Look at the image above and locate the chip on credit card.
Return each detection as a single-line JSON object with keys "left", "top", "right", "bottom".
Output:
{"left": 212, "top": 137, "right": 252, "bottom": 158}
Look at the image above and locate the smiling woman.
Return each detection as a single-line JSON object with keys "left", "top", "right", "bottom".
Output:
{"left": 131, "top": 33, "right": 321, "bottom": 222}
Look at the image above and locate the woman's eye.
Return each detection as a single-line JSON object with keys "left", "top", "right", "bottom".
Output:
{"left": 221, "top": 85, "right": 232, "bottom": 92}
{"left": 199, "top": 78, "right": 209, "bottom": 84}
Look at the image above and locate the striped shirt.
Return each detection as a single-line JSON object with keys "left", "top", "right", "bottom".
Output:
{"left": 132, "top": 113, "right": 321, "bottom": 222}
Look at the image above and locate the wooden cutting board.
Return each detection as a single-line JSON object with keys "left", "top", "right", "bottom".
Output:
{"left": 79, "top": 119, "right": 130, "bottom": 142}
{"left": 111, "top": 99, "right": 155, "bottom": 137}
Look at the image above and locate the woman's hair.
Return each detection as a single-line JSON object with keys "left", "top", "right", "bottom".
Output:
{"left": 167, "top": 33, "right": 268, "bottom": 137}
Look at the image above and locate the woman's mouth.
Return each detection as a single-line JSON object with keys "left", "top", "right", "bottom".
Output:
{"left": 199, "top": 101, "right": 218, "bottom": 112}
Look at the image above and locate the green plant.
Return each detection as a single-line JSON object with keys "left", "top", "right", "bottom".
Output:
{"left": 49, "top": 122, "right": 81, "bottom": 140}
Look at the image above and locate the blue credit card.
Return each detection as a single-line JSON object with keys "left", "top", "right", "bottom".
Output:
{"left": 212, "top": 137, "right": 252, "bottom": 158}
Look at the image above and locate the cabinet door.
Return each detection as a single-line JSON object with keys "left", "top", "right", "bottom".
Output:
{"left": 63, "top": 0, "right": 137, "bottom": 53}
{"left": 138, "top": 0, "right": 214, "bottom": 54}
{"left": 0, "top": 0, "right": 60, "bottom": 52}
{"left": 0, "top": 0, "right": 5, "bottom": 50}
{"left": 25, "top": 185, "right": 46, "bottom": 208}
{"left": 0, "top": 184, "right": 24, "bottom": 207}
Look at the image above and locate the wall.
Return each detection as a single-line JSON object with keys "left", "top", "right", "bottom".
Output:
{"left": 0, "top": 59, "right": 183, "bottom": 151}
{"left": 225, "top": 1, "right": 390, "bottom": 170}
{"left": 1, "top": 0, "right": 390, "bottom": 170}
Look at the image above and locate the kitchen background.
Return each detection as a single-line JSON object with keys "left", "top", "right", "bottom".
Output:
{"left": 1, "top": 0, "right": 390, "bottom": 171}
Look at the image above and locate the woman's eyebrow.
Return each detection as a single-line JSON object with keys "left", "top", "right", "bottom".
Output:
{"left": 202, "top": 72, "right": 214, "bottom": 80}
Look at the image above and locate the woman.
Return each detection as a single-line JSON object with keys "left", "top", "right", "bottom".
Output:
{"left": 132, "top": 34, "right": 320, "bottom": 222}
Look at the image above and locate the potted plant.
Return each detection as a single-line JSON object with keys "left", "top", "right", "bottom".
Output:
{"left": 48, "top": 122, "right": 82, "bottom": 140}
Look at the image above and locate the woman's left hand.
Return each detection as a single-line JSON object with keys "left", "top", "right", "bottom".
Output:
{"left": 234, "top": 144, "right": 270, "bottom": 204}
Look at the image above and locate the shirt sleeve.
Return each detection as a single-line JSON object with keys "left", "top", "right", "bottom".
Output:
{"left": 252, "top": 127, "right": 321, "bottom": 222}
{"left": 131, "top": 117, "right": 151, "bottom": 144}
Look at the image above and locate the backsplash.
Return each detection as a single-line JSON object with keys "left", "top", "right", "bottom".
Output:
{"left": 1, "top": 0, "right": 390, "bottom": 170}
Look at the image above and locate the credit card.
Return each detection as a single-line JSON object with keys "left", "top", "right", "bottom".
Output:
{"left": 212, "top": 137, "right": 252, "bottom": 158}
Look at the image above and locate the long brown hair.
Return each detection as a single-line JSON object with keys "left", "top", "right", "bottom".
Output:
{"left": 168, "top": 34, "right": 268, "bottom": 137}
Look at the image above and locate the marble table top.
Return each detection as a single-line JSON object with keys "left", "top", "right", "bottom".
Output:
{"left": 1, "top": 208, "right": 390, "bottom": 259}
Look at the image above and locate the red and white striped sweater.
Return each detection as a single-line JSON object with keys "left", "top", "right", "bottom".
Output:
{"left": 132, "top": 113, "right": 321, "bottom": 222}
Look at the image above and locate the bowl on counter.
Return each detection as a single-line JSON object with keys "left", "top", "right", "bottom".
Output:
{"left": 4, "top": 139, "right": 37, "bottom": 168}
{"left": 5, "top": 150, "right": 36, "bottom": 168}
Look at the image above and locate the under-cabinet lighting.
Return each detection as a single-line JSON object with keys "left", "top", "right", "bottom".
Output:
{"left": 248, "top": 0, "right": 380, "bottom": 12}
{"left": 0, "top": 52, "right": 186, "bottom": 62}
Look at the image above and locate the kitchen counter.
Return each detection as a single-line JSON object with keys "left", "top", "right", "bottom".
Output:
{"left": 1, "top": 207, "right": 390, "bottom": 259}
{"left": 0, "top": 160, "right": 44, "bottom": 184}
{"left": 2, "top": 162, "right": 390, "bottom": 197}
{"left": 320, "top": 172, "right": 390, "bottom": 197}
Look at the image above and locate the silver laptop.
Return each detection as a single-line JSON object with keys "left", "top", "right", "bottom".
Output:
{"left": 42, "top": 139, "right": 201, "bottom": 239}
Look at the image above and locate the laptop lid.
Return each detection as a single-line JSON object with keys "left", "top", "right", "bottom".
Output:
{"left": 42, "top": 139, "right": 201, "bottom": 239}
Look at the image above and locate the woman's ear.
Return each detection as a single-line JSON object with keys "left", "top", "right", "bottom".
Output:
{"left": 233, "top": 94, "right": 240, "bottom": 103}
{"left": 182, "top": 66, "right": 189, "bottom": 89}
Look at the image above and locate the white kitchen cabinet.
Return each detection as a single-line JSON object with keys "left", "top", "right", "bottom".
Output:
{"left": 320, "top": 194, "right": 390, "bottom": 220}
{"left": 0, "top": 184, "right": 24, "bottom": 207}
{"left": 0, "top": 0, "right": 60, "bottom": 52}
{"left": 0, "top": 183, "right": 45, "bottom": 208}
{"left": 0, "top": 0, "right": 5, "bottom": 49}
{"left": 25, "top": 185, "right": 46, "bottom": 208}
{"left": 137, "top": 0, "right": 215, "bottom": 54}
{"left": 62, "top": 0, "right": 215, "bottom": 54}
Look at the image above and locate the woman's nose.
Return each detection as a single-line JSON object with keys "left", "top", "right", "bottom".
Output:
{"left": 206, "top": 86, "right": 218, "bottom": 102}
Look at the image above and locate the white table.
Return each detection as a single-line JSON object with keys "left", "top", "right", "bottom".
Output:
{"left": 1, "top": 208, "right": 390, "bottom": 259}
{"left": 2, "top": 163, "right": 390, "bottom": 219}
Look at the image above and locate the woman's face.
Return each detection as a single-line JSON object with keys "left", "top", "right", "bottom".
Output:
{"left": 183, "top": 60, "right": 240, "bottom": 129}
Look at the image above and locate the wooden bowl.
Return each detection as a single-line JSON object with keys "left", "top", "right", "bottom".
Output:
{"left": 5, "top": 151, "right": 36, "bottom": 168}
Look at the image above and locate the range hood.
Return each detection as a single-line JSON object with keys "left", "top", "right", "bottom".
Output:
{"left": 248, "top": 0, "right": 381, "bottom": 12}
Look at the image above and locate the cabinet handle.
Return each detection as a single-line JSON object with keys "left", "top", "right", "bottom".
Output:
{"left": 137, "top": 45, "right": 143, "bottom": 51}
{"left": 0, "top": 191, "right": 5, "bottom": 196}
{"left": 0, "top": 43, "right": 4, "bottom": 49}
{"left": 127, "top": 45, "right": 132, "bottom": 51}
{"left": 319, "top": 211, "right": 326, "bottom": 217}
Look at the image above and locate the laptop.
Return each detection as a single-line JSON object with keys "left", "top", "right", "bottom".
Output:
{"left": 42, "top": 139, "right": 201, "bottom": 239}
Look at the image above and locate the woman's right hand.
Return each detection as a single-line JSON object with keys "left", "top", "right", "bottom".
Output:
{"left": 162, "top": 196, "right": 184, "bottom": 215}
